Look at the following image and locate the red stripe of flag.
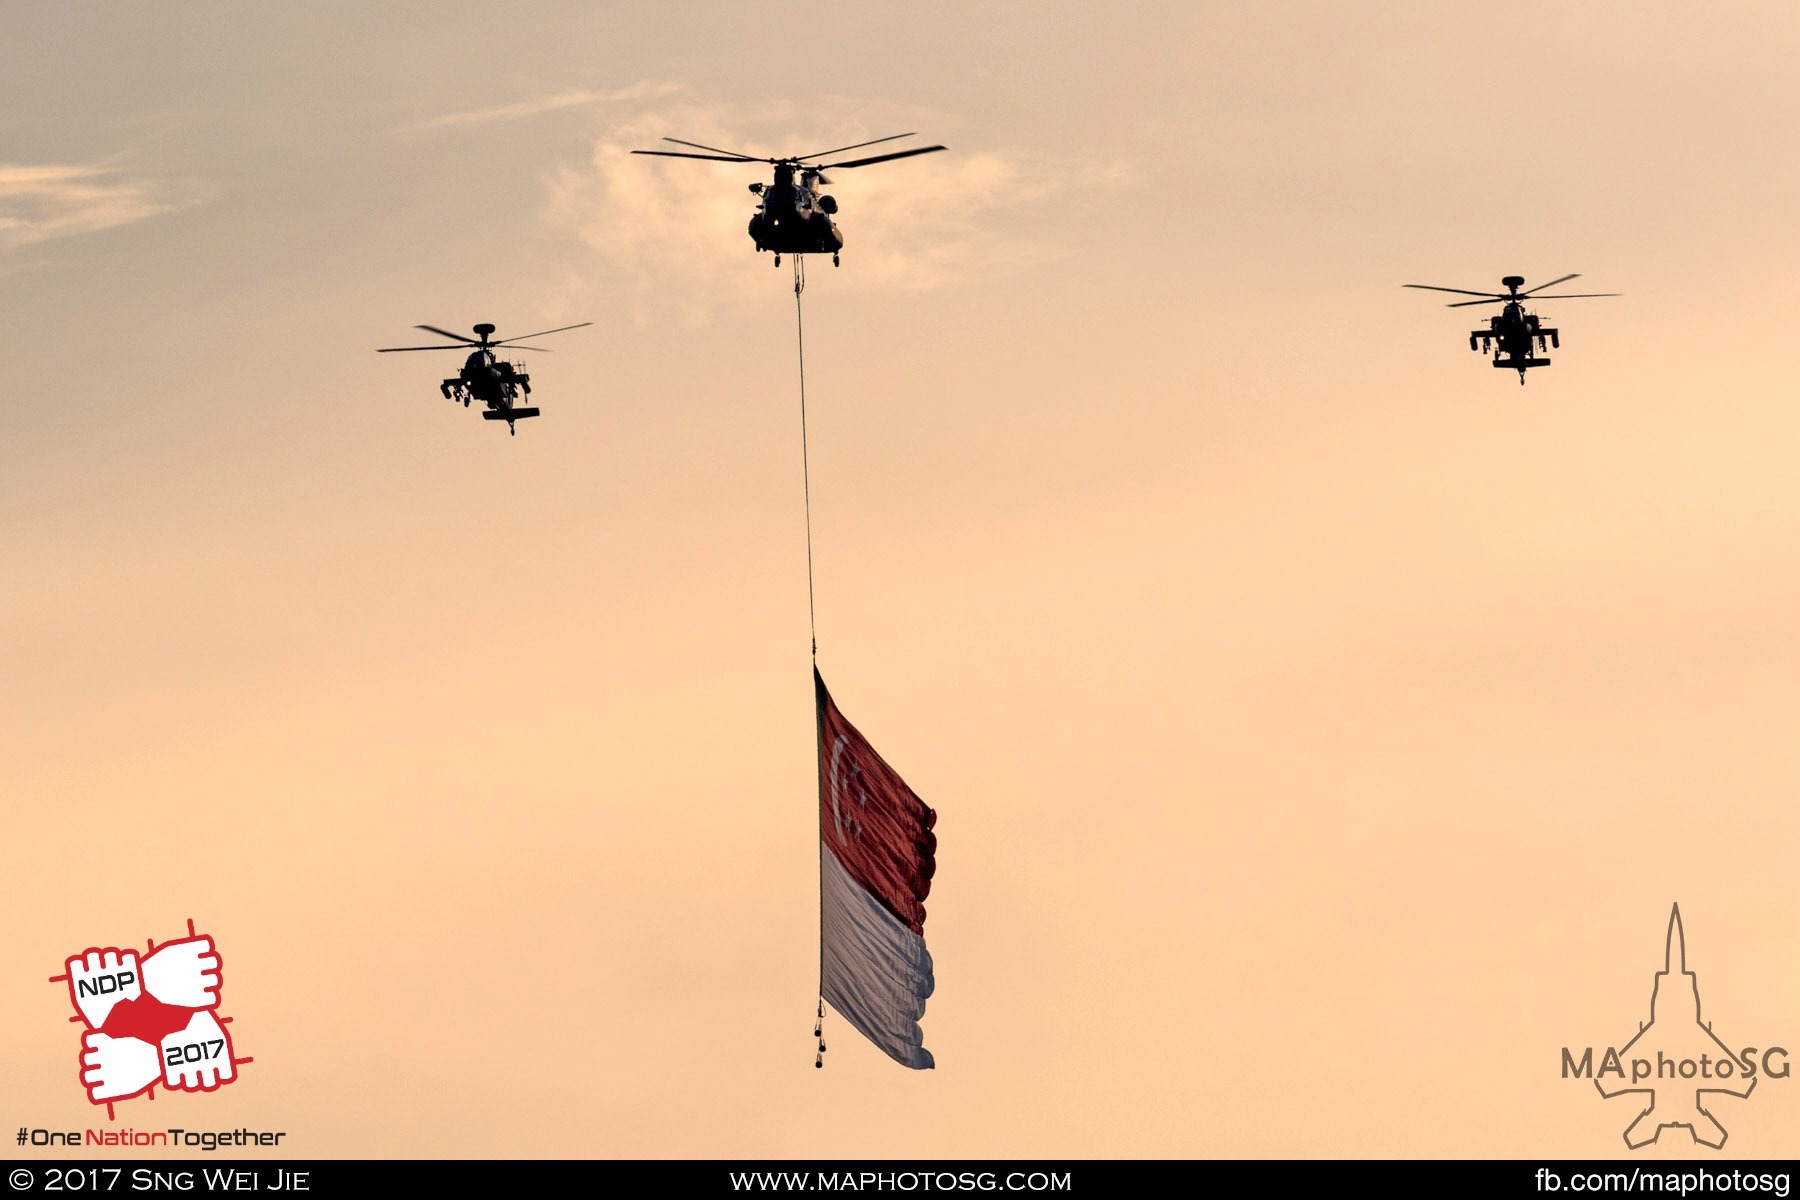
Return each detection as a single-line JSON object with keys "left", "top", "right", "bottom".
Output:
{"left": 815, "top": 669, "right": 937, "bottom": 935}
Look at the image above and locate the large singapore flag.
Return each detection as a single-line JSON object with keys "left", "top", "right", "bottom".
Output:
{"left": 815, "top": 669, "right": 937, "bottom": 1069}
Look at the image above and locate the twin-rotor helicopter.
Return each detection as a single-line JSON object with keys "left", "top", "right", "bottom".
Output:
{"left": 1404, "top": 274, "right": 1619, "bottom": 383}
{"left": 632, "top": 132, "right": 946, "bottom": 267}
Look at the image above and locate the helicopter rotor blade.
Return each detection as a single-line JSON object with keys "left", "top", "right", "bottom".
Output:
{"left": 818, "top": 145, "right": 947, "bottom": 170}
{"left": 1446, "top": 298, "right": 1511, "bottom": 308}
{"left": 414, "top": 324, "right": 483, "bottom": 345}
{"left": 660, "top": 137, "right": 760, "bottom": 159}
{"left": 1519, "top": 273, "right": 1581, "bottom": 296}
{"left": 492, "top": 321, "right": 594, "bottom": 345}
{"left": 377, "top": 343, "right": 549, "bottom": 353}
{"left": 793, "top": 132, "right": 917, "bottom": 162}
{"left": 1403, "top": 284, "right": 1508, "bottom": 299}
{"left": 633, "top": 150, "right": 760, "bottom": 163}
{"left": 1520, "top": 292, "right": 1621, "bottom": 300}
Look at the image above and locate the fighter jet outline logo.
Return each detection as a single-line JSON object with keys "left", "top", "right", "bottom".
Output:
{"left": 1595, "top": 905, "right": 1755, "bottom": 1149}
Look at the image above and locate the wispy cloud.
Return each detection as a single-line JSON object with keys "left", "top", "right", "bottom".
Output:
{"left": 0, "top": 161, "right": 192, "bottom": 254}
{"left": 540, "top": 99, "right": 1121, "bottom": 316}
{"left": 405, "top": 82, "right": 683, "bottom": 132}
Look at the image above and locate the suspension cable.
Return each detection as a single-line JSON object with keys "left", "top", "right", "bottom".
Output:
{"left": 794, "top": 255, "right": 816, "bottom": 660}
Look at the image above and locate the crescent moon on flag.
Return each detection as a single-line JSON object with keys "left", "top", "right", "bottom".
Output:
{"left": 829, "top": 734, "right": 850, "bottom": 840}
{"left": 829, "top": 734, "right": 870, "bottom": 842}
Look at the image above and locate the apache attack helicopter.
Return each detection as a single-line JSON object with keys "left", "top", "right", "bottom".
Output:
{"left": 376, "top": 322, "right": 590, "bottom": 435}
{"left": 632, "top": 133, "right": 946, "bottom": 266}
{"left": 1404, "top": 274, "right": 1618, "bottom": 383}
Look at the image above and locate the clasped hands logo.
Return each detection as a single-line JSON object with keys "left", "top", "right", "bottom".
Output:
{"left": 49, "top": 921, "right": 249, "bottom": 1117}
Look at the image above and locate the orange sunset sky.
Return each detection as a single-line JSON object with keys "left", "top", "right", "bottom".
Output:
{"left": 4, "top": 1, "right": 1799, "bottom": 1159}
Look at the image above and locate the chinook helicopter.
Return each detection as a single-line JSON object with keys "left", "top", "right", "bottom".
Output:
{"left": 1404, "top": 274, "right": 1618, "bottom": 383}
{"left": 631, "top": 133, "right": 946, "bottom": 266}
{"left": 376, "top": 322, "right": 590, "bottom": 434}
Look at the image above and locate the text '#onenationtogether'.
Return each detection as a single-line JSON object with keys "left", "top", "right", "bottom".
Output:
{"left": 20, "top": 1128, "right": 286, "bottom": 1151}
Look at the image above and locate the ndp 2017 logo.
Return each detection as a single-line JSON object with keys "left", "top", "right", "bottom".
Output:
{"left": 48, "top": 920, "right": 251, "bottom": 1117}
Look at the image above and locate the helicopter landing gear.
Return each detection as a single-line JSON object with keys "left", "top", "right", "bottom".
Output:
{"left": 774, "top": 253, "right": 782, "bottom": 267}
{"left": 833, "top": 253, "right": 840, "bottom": 267}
